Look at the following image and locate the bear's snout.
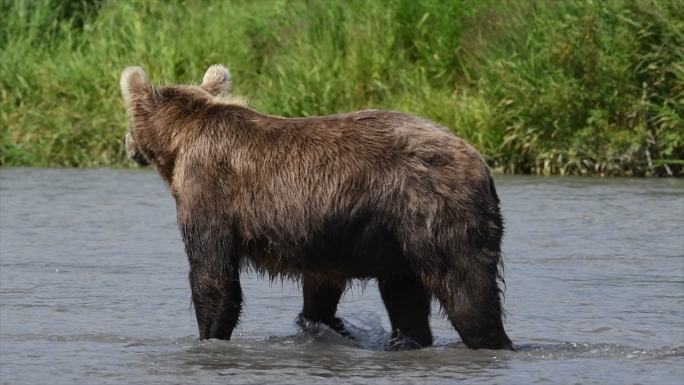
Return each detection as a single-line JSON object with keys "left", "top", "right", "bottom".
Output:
{"left": 124, "top": 133, "right": 149, "bottom": 166}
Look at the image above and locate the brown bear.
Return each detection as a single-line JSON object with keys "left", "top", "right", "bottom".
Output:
{"left": 120, "top": 64, "right": 513, "bottom": 350}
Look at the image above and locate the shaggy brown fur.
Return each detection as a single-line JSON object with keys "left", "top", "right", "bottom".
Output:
{"left": 120, "top": 65, "right": 513, "bottom": 350}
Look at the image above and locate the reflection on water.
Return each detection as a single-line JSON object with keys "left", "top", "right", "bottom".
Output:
{"left": 1, "top": 169, "right": 683, "bottom": 385}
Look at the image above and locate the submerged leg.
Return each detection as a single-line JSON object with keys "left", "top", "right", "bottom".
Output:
{"left": 378, "top": 274, "right": 433, "bottom": 350}
{"left": 189, "top": 264, "right": 242, "bottom": 340}
{"left": 296, "top": 276, "right": 350, "bottom": 337}
{"left": 183, "top": 224, "right": 242, "bottom": 340}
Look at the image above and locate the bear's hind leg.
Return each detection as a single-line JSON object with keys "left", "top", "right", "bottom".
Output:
{"left": 428, "top": 256, "right": 513, "bottom": 350}
{"left": 378, "top": 274, "right": 433, "bottom": 350}
{"left": 296, "top": 276, "right": 351, "bottom": 338}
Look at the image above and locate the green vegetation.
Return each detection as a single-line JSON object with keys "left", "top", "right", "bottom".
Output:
{"left": 1, "top": 0, "right": 682, "bottom": 175}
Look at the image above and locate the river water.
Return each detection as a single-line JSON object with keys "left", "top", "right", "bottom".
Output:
{"left": 0, "top": 168, "right": 682, "bottom": 385}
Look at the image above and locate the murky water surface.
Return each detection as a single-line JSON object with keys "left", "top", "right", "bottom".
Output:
{"left": 1, "top": 169, "right": 682, "bottom": 384}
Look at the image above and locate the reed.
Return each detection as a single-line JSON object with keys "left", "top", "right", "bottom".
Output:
{"left": 1, "top": 0, "right": 681, "bottom": 175}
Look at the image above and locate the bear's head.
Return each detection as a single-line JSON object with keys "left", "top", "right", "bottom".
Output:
{"left": 120, "top": 64, "right": 234, "bottom": 177}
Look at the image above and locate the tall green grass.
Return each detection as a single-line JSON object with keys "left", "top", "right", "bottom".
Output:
{"left": 1, "top": 0, "right": 682, "bottom": 175}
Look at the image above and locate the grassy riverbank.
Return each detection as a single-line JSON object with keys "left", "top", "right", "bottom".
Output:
{"left": 1, "top": 0, "right": 682, "bottom": 175}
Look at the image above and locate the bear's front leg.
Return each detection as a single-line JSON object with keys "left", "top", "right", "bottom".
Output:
{"left": 297, "top": 276, "right": 351, "bottom": 338}
{"left": 183, "top": 224, "right": 242, "bottom": 340}
{"left": 189, "top": 261, "right": 242, "bottom": 340}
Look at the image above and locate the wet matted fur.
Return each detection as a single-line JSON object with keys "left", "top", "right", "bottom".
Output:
{"left": 120, "top": 64, "right": 513, "bottom": 350}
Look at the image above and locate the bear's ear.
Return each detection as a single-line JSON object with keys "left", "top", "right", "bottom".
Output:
{"left": 120, "top": 66, "right": 152, "bottom": 104}
{"left": 201, "top": 64, "right": 232, "bottom": 96}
